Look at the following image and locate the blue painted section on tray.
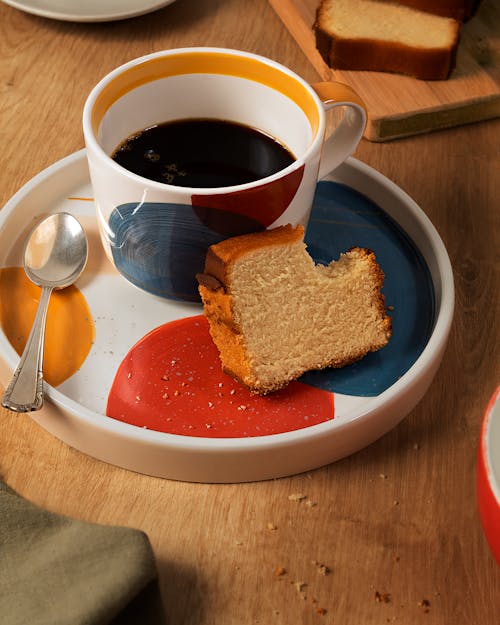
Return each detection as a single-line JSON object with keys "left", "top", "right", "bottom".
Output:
{"left": 109, "top": 202, "right": 263, "bottom": 301}
{"left": 301, "top": 181, "right": 435, "bottom": 397}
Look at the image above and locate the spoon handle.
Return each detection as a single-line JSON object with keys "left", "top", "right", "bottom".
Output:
{"left": 2, "top": 286, "right": 53, "bottom": 412}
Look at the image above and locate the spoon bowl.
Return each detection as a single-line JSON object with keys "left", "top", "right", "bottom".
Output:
{"left": 2, "top": 213, "right": 88, "bottom": 412}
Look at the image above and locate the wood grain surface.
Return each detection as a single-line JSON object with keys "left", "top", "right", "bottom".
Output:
{"left": 0, "top": 1, "right": 499, "bottom": 623}
{"left": 269, "top": 0, "right": 500, "bottom": 140}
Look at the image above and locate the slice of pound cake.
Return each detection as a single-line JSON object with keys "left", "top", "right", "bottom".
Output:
{"left": 314, "top": 0, "right": 462, "bottom": 80}
{"left": 197, "top": 224, "right": 392, "bottom": 394}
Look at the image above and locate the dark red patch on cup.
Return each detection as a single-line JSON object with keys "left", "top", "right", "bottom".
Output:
{"left": 191, "top": 164, "right": 304, "bottom": 231}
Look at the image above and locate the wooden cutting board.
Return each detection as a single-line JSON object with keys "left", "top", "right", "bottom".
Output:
{"left": 268, "top": 0, "right": 500, "bottom": 141}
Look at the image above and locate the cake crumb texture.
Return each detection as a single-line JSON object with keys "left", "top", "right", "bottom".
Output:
{"left": 197, "top": 224, "right": 392, "bottom": 394}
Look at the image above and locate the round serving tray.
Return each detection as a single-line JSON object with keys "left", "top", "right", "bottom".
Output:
{"left": 0, "top": 150, "right": 454, "bottom": 482}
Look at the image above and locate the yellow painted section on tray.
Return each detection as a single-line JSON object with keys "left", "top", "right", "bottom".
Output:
{"left": 91, "top": 51, "right": 320, "bottom": 136}
{"left": 0, "top": 267, "right": 94, "bottom": 387}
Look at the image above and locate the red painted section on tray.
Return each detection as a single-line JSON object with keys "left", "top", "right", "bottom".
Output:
{"left": 191, "top": 164, "right": 304, "bottom": 229}
{"left": 107, "top": 315, "right": 334, "bottom": 438}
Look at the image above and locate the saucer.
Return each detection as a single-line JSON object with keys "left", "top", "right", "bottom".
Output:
{"left": 0, "top": 150, "right": 454, "bottom": 482}
{"left": 1, "top": 0, "right": 176, "bottom": 22}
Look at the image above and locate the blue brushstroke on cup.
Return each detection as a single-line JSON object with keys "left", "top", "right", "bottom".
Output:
{"left": 108, "top": 202, "right": 263, "bottom": 301}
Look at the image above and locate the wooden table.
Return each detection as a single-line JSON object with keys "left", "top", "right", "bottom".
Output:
{"left": 1, "top": 1, "right": 499, "bottom": 623}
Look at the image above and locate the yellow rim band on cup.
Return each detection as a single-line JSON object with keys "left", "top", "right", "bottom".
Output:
{"left": 91, "top": 51, "right": 320, "bottom": 137}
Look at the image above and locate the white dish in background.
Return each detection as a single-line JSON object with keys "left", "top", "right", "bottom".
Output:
{"left": 1, "top": 0, "right": 176, "bottom": 22}
{"left": 0, "top": 150, "right": 454, "bottom": 482}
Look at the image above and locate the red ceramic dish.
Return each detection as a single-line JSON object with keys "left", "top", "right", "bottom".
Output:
{"left": 477, "top": 385, "right": 500, "bottom": 566}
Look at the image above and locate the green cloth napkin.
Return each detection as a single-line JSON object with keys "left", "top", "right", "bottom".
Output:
{"left": 0, "top": 480, "right": 166, "bottom": 625}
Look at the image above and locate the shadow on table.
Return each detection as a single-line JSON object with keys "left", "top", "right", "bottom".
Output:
{"left": 158, "top": 558, "right": 205, "bottom": 625}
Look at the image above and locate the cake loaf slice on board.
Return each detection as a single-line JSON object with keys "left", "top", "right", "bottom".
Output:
{"left": 314, "top": 0, "right": 462, "bottom": 80}
{"left": 197, "top": 225, "right": 392, "bottom": 394}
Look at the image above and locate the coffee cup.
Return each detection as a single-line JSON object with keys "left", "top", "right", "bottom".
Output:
{"left": 83, "top": 47, "right": 366, "bottom": 301}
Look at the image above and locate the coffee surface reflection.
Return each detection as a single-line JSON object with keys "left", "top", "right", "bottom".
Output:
{"left": 112, "top": 118, "right": 295, "bottom": 188}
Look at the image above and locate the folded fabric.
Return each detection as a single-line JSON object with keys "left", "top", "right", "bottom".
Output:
{"left": 0, "top": 480, "right": 166, "bottom": 625}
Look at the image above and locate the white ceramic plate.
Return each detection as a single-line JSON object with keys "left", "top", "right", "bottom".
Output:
{"left": 1, "top": 0, "right": 176, "bottom": 22}
{"left": 0, "top": 150, "right": 454, "bottom": 482}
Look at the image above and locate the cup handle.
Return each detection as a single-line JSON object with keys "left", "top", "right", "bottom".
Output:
{"left": 312, "top": 82, "right": 367, "bottom": 180}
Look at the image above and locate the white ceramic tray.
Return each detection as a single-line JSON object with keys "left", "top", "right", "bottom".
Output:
{"left": 0, "top": 150, "right": 454, "bottom": 482}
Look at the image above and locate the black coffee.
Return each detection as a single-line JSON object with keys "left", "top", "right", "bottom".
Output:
{"left": 111, "top": 118, "right": 295, "bottom": 188}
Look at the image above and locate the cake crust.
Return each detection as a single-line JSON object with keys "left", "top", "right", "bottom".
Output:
{"left": 199, "top": 224, "right": 305, "bottom": 287}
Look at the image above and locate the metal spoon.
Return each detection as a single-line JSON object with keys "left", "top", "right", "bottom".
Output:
{"left": 2, "top": 213, "right": 88, "bottom": 412}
